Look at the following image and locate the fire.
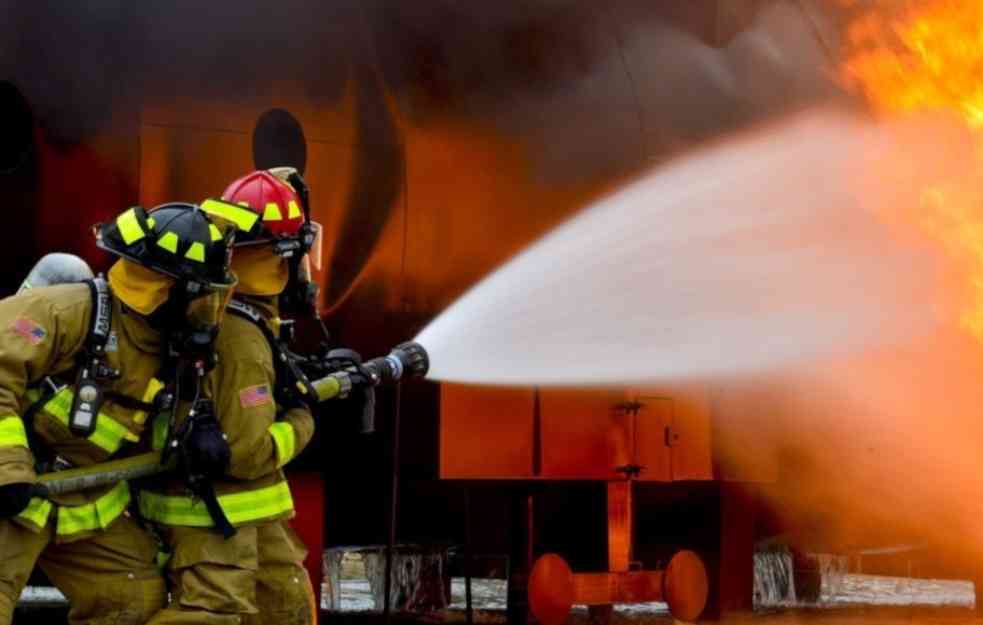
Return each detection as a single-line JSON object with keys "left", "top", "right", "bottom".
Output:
{"left": 842, "top": 1, "right": 983, "bottom": 126}
{"left": 840, "top": 0, "right": 983, "bottom": 337}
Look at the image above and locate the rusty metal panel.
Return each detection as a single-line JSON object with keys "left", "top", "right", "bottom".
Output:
{"left": 439, "top": 384, "right": 534, "bottom": 479}
{"left": 632, "top": 395, "right": 672, "bottom": 483}
{"left": 138, "top": 123, "right": 252, "bottom": 207}
{"left": 539, "top": 388, "right": 628, "bottom": 480}
{"left": 138, "top": 112, "right": 374, "bottom": 315}
{"left": 572, "top": 571, "right": 665, "bottom": 605}
{"left": 607, "top": 481, "right": 633, "bottom": 572}
{"left": 142, "top": 90, "right": 358, "bottom": 147}
{"left": 634, "top": 385, "right": 712, "bottom": 482}
{"left": 668, "top": 384, "right": 714, "bottom": 481}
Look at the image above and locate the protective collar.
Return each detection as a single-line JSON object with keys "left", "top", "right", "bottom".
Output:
{"left": 108, "top": 259, "right": 176, "bottom": 316}
{"left": 114, "top": 290, "right": 163, "bottom": 355}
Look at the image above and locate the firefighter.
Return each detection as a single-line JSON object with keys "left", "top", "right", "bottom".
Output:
{"left": 140, "top": 170, "right": 321, "bottom": 625}
{"left": 0, "top": 202, "right": 237, "bottom": 625}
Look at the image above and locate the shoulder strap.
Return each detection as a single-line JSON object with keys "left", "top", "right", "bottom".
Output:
{"left": 84, "top": 277, "right": 113, "bottom": 355}
{"left": 225, "top": 299, "right": 312, "bottom": 404}
{"left": 226, "top": 299, "right": 279, "bottom": 347}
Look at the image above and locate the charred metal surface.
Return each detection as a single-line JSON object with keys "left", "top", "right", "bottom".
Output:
{"left": 0, "top": 3, "right": 855, "bottom": 615}
{"left": 0, "top": 0, "right": 844, "bottom": 317}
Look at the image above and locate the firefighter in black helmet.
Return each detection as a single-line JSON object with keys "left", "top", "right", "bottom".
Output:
{"left": 0, "top": 202, "right": 235, "bottom": 625}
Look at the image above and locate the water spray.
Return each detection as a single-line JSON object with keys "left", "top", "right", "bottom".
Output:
{"left": 415, "top": 112, "right": 962, "bottom": 386}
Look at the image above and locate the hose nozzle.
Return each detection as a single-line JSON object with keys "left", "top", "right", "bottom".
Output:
{"left": 364, "top": 341, "right": 430, "bottom": 386}
{"left": 304, "top": 341, "right": 430, "bottom": 403}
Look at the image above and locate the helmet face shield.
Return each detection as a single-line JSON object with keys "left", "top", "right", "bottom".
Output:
{"left": 296, "top": 222, "right": 324, "bottom": 285}
{"left": 185, "top": 274, "right": 237, "bottom": 334}
{"left": 307, "top": 221, "right": 323, "bottom": 272}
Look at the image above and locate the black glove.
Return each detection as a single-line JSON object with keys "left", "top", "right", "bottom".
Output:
{"left": 0, "top": 482, "right": 33, "bottom": 518}
{"left": 176, "top": 399, "right": 236, "bottom": 540}
{"left": 180, "top": 400, "right": 230, "bottom": 481}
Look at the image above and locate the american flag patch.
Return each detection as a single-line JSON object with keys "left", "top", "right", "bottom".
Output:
{"left": 239, "top": 384, "right": 272, "bottom": 408}
{"left": 12, "top": 317, "right": 46, "bottom": 345}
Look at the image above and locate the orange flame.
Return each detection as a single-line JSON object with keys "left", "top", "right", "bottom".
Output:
{"left": 841, "top": 0, "right": 983, "bottom": 337}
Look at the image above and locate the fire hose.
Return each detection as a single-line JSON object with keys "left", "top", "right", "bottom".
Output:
{"left": 32, "top": 341, "right": 430, "bottom": 496}
{"left": 31, "top": 450, "right": 169, "bottom": 497}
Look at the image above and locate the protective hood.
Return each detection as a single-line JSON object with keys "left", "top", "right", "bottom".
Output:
{"left": 108, "top": 259, "right": 176, "bottom": 316}
{"left": 231, "top": 245, "right": 289, "bottom": 296}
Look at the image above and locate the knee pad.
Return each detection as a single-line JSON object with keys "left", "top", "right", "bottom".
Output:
{"left": 69, "top": 574, "right": 167, "bottom": 625}
{"left": 245, "top": 565, "right": 315, "bottom": 625}
{"left": 114, "top": 575, "right": 168, "bottom": 625}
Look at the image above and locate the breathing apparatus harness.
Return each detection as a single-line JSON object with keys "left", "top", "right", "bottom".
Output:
{"left": 146, "top": 281, "right": 235, "bottom": 538}
{"left": 157, "top": 344, "right": 234, "bottom": 538}
{"left": 18, "top": 275, "right": 234, "bottom": 536}
{"left": 225, "top": 298, "right": 379, "bottom": 433}
{"left": 22, "top": 276, "right": 120, "bottom": 475}
{"left": 67, "top": 277, "right": 117, "bottom": 437}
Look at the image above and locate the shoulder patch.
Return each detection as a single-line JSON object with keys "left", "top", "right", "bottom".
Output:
{"left": 12, "top": 317, "right": 47, "bottom": 345}
{"left": 239, "top": 384, "right": 273, "bottom": 408}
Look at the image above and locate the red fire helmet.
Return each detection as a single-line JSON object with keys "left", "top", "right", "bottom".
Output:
{"left": 221, "top": 170, "right": 305, "bottom": 240}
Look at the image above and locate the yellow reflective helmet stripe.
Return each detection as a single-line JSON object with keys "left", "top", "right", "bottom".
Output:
{"left": 16, "top": 497, "right": 53, "bottom": 530}
{"left": 156, "top": 231, "right": 179, "bottom": 254}
{"left": 201, "top": 198, "right": 260, "bottom": 233}
{"left": 116, "top": 208, "right": 146, "bottom": 245}
{"left": 209, "top": 224, "right": 223, "bottom": 242}
{"left": 185, "top": 242, "right": 205, "bottom": 263}
{"left": 40, "top": 388, "right": 139, "bottom": 453}
{"left": 0, "top": 417, "right": 28, "bottom": 448}
{"left": 56, "top": 481, "right": 130, "bottom": 536}
{"left": 138, "top": 480, "right": 294, "bottom": 527}
{"left": 269, "top": 422, "right": 296, "bottom": 468}
{"left": 263, "top": 202, "right": 283, "bottom": 221}
{"left": 287, "top": 200, "right": 301, "bottom": 219}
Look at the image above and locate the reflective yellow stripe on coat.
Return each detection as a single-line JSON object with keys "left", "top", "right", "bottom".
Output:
{"left": 28, "top": 388, "right": 139, "bottom": 454}
{"left": 16, "top": 497, "right": 52, "bottom": 529}
{"left": 0, "top": 416, "right": 28, "bottom": 448}
{"left": 268, "top": 422, "right": 296, "bottom": 468}
{"left": 138, "top": 481, "right": 294, "bottom": 528}
{"left": 16, "top": 481, "right": 130, "bottom": 536}
{"left": 57, "top": 481, "right": 131, "bottom": 535}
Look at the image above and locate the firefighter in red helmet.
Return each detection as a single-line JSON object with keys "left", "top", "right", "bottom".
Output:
{"left": 141, "top": 170, "right": 319, "bottom": 625}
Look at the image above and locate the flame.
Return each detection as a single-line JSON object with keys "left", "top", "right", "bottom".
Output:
{"left": 840, "top": 0, "right": 983, "bottom": 337}
{"left": 842, "top": 1, "right": 983, "bottom": 126}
